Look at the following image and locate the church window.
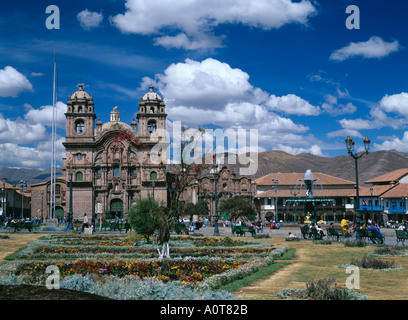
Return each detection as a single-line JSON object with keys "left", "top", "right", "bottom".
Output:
{"left": 76, "top": 153, "right": 82, "bottom": 160}
{"left": 113, "top": 165, "right": 120, "bottom": 177}
{"left": 78, "top": 106, "right": 83, "bottom": 113}
{"left": 150, "top": 171, "right": 157, "bottom": 181}
{"left": 75, "top": 172, "right": 83, "bottom": 181}
{"left": 75, "top": 120, "right": 85, "bottom": 134}
{"left": 147, "top": 120, "right": 157, "bottom": 134}
{"left": 95, "top": 167, "right": 101, "bottom": 175}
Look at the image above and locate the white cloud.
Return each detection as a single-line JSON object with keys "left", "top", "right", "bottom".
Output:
{"left": 330, "top": 36, "right": 400, "bottom": 61}
{"left": 373, "top": 131, "right": 408, "bottom": 152}
{"left": 77, "top": 9, "right": 103, "bottom": 30}
{"left": 0, "top": 66, "right": 33, "bottom": 97}
{"left": 273, "top": 144, "right": 325, "bottom": 156}
{"left": 379, "top": 92, "right": 408, "bottom": 117}
{"left": 144, "top": 58, "right": 323, "bottom": 154}
{"left": 24, "top": 101, "right": 67, "bottom": 129}
{"left": 0, "top": 116, "right": 47, "bottom": 145}
{"left": 111, "top": 0, "right": 317, "bottom": 49}
{"left": 155, "top": 58, "right": 253, "bottom": 108}
{"left": 0, "top": 137, "right": 65, "bottom": 169}
{"left": 266, "top": 94, "right": 321, "bottom": 116}
{"left": 154, "top": 33, "right": 224, "bottom": 50}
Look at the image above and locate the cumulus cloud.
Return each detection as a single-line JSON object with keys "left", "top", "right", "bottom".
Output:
{"left": 24, "top": 101, "right": 67, "bottom": 129}
{"left": 266, "top": 94, "right": 321, "bottom": 116}
{"left": 273, "top": 144, "right": 325, "bottom": 156}
{"left": 379, "top": 92, "right": 408, "bottom": 117}
{"left": 0, "top": 66, "right": 33, "bottom": 97}
{"left": 77, "top": 9, "right": 103, "bottom": 30}
{"left": 373, "top": 131, "right": 408, "bottom": 152}
{"left": 330, "top": 36, "right": 400, "bottom": 61}
{"left": 111, "top": 0, "right": 317, "bottom": 49}
{"left": 0, "top": 115, "right": 47, "bottom": 145}
{"left": 327, "top": 91, "right": 408, "bottom": 139}
{"left": 155, "top": 58, "right": 253, "bottom": 108}
{"left": 0, "top": 136, "right": 65, "bottom": 169}
{"left": 144, "top": 57, "right": 322, "bottom": 155}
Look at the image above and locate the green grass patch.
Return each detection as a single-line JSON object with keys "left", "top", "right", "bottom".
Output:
{"left": 3, "top": 246, "right": 28, "bottom": 261}
{"left": 277, "top": 248, "right": 296, "bottom": 260}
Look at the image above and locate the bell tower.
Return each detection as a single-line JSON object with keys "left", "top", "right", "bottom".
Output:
{"left": 137, "top": 86, "right": 167, "bottom": 141}
{"left": 65, "top": 83, "right": 96, "bottom": 143}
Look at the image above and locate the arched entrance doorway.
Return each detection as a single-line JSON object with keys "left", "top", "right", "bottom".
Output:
{"left": 110, "top": 199, "right": 123, "bottom": 218}
{"left": 55, "top": 206, "right": 64, "bottom": 221}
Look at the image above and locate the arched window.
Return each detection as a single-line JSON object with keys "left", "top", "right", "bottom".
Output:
{"left": 75, "top": 172, "right": 83, "bottom": 181}
{"left": 75, "top": 120, "right": 85, "bottom": 134}
{"left": 147, "top": 120, "right": 157, "bottom": 134}
{"left": 150, "top": 171, "right": 157, "bottom": 181}
{"left": 113, "top": 165, "right": 120, "bottom": 177}
{"left": 78, "top": 106, "right": 83, "bottom": 113}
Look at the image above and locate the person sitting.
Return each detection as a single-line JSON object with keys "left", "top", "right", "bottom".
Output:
{"left": 367, "top": 222, "right": 384, "bottom": 244}
{"left": 189, "top": 221, "right": 196, "bottom": 232}
{"left": 316, "top": 224, "right": 325, "bottom": 237}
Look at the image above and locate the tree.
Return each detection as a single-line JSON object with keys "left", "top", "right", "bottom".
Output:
{"left": 156, "top": 126, "right": 211, "bottom": 259}
{"left": 182, "top": 200, "right": 210, "bottom": 220}
{"left": 219, "top": 197, "right": 256, "bottom": 222}
{"left": 128, "top": 198, "right": 163, "bottom": 244}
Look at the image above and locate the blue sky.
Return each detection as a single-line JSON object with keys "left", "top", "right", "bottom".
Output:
{"left": 0, "top": 0, "right": 407, "bottom": 169}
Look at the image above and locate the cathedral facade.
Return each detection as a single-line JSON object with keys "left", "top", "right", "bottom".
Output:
{"left": 31, "top": 84, "right": 168, "bottom": 221}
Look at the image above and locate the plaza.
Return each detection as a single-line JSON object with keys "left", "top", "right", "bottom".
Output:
{"left": 0, "top": 221, "right": 407, "bottom": 300}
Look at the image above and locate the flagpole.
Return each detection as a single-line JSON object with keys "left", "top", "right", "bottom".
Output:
{"left": 50, "top": 51, "right": 57, "bottom": 221}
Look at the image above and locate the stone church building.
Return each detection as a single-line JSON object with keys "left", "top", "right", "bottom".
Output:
{"left": 31, "top": 84, "right": 168, "bottom": 221}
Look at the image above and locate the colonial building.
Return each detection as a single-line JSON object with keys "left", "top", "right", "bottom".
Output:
{"left": 31, "top": 84, "right": 168, "bottom": 221}
{"left": 253, "top": 171, "right": 362, "bottom": 223}
{"left": 362, "top": 168, "right": 408, "bottom": 223}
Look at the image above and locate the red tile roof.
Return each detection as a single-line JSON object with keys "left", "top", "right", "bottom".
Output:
{"left": 365, "top": 168, "right": 408, "bottom": 184}
{"left": 255, "top": 172, "right": 355, "bottom": 187}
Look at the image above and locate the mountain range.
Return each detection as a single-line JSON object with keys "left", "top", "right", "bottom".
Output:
{"left": 1, "top": 149, "right": 408, "bottom": 187}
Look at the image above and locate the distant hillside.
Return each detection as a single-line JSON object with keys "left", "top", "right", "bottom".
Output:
{"left": 1, "top": 149, "right": 407, "bottom": 187}
{"left": 0, "top": 167, "right": 62, "bottom": 185}
{"left": 228, "top": 149, "right": 408, "bottom": 186}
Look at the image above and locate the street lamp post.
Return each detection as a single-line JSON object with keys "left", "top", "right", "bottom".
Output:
{"left": 370, "top": 186, "right": 374, "bottom": 224}
{"left": 12, "top": 184, "right": 16, "bottom": 218}
{"left": 67, "top": 166, "right": 74, "bottom": 231}
{"left": 272, "top": 178, "right": 279, "bottom": 222}
{"left": 213, "top": 166, "right": 220, "bottom": 236}
{"left": 2, "top": 177, "right": 6, "bottom": 219}
{"left": 19, "top": 180, "right": 27, "bottom": 219}
{"left": 152, "top": 181, "right": 155, "bottom": 200}
{"left": 345, "top": 135, "right": 370, "bottom": 240}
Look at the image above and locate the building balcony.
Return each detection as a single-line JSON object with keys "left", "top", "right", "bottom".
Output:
{"left": 387, "top": 206, "right": 406, "bottom": 213}
{"left": 359, "top": 205, "right": 383, "bottom": 212}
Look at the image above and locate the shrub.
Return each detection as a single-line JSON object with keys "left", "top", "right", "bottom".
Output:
{"left": 276, "top": 278, "right": 368, "bottom": 300}
{"left": 373, "top": 246, "right": 405, "bottom": 256}
{"left": 350, "top": 256, "right": 395, "bottom": 270}
{"left": 60, "top": 275, "right": 95, "bottom": 293}
{"left": 344, "top": 240, "right": 366, "bottom": 247}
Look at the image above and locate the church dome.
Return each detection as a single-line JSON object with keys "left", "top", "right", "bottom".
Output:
{"left": 142, "top": 86, "right": 161, "bottom": 101}
{"left": 69, "top": 83, "right": 92, "bottom": 101}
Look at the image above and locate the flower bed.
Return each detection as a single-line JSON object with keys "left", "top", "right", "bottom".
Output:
{"left": 339, "top": 255, "right": 403, "bottom": 271}
{"left": 15, "top": 258, "right": 242, "bottom": 284}
{"left": 15, "top": 235, "right": 278, "bottom": 260}
{"left": 3, "top": 234, "right": 286, "bottom": 298}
